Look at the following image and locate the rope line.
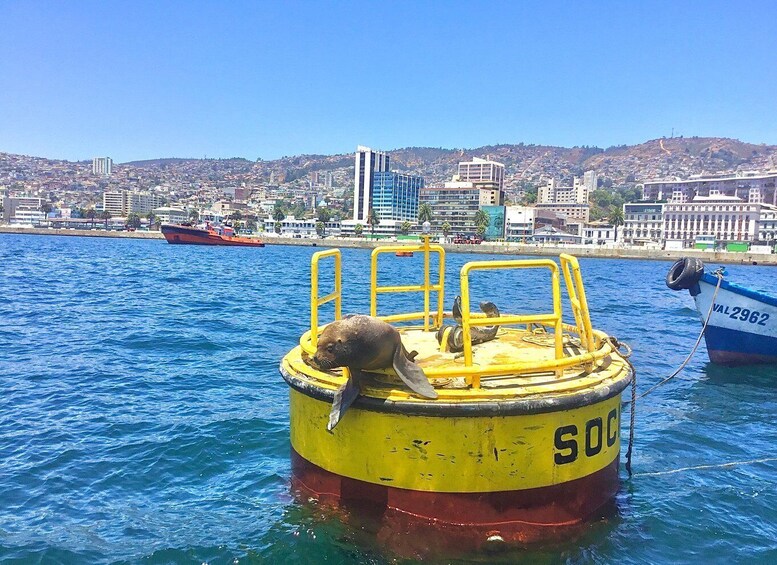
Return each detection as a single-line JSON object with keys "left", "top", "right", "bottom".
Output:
{"left": 636, "top": 457, "right": 777, "bottom": 477}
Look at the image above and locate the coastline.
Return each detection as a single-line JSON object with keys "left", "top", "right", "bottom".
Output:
{"left": 2, "top": 225, "right": 775, "bottom": 265}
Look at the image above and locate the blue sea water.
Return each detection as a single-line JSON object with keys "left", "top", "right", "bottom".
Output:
{"left": 0, "top": 234, "right": 775, "bottom": 564}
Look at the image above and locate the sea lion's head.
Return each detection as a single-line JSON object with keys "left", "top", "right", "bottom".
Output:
{"left": 311, "top": 321, "right": 353, "bottom": 370}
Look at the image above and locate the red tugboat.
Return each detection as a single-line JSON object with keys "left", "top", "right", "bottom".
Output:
{"left": 161, "top": 223, "right": 265, "bottom": 247}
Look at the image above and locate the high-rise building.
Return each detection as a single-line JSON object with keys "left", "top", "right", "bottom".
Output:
{"left": 371, "top": 172, "right": 423, "bottom": 222}
{"left": 539, "top": 176, "right": 590, "bottom": 204}
{"left": 583, "top": 170, "right": 597, "bottom": 195}
{"left": 92, "top": 157, "right": 113, "bottom": 176}
{"left": 353, "top": 146, "right": 389, "bottom": 222}
{"left": 457, "top": 157, "right": 504, "bottom": 190}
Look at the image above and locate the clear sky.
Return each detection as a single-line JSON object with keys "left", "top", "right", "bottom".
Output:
{"left": 1, "top": 0, "right": 775, "bottom": 163}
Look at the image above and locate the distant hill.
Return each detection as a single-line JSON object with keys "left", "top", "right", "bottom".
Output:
{"left": 3, "top": 137, "right": 777, "bottom": 196}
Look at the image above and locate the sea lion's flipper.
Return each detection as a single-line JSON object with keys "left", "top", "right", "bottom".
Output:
{"left": 393, "top": 344, "right": 438, "bottom": 399}
{"left": 327, "top": 372, "right": 361, "bottom": 431}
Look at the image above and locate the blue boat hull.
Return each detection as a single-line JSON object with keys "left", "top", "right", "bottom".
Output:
{"left": 692, "top": 273, "right": 777, "bottom": 366}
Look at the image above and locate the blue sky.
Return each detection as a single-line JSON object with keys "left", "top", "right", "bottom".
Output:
{"left": 1, "top": 0, "right": 775, "bottom": 163}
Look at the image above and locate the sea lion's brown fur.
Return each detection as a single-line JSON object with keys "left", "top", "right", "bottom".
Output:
{"left": 312, "top": 315, "right": 437, "bottom": 430}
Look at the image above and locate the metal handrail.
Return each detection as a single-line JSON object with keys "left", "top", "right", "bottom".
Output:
{"left": 309, "top": 249, "right": 341, "bottom": 350}
{"left": 370, "top": 237, "right": 445, "bottom": 331}
{"left": 303, "top": 246, "right": 611, "bottom": 387}
{"left": 459, "top": 259, "right": 564, "bottom": 387}
{"left": 559, "top": 254, "right": 596, "bottom": 353}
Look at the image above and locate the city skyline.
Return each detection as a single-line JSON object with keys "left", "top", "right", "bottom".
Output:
{"left": 1, "top": 1, "right": 776, "bottom": 163}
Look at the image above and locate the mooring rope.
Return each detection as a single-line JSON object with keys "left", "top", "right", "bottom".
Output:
{"left": 627, "top": 270, "right": 724, "bottom": 403}
{"left": 619, "top": 270, "right": 724, "bottom": 477}
{"left": 635, "top": 457, "right": 777, "bottom": 477}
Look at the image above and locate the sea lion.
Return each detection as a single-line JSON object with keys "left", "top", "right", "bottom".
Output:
{"left": 436, "top": 296, "right": 501, "bottom": 353}
{"left": 311, "top": 315, "right": 437, "bottom": 430}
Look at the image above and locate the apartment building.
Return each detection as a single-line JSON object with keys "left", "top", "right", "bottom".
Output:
{"left": 534, "top": 202, "right": 590, "bottom": 223}
{"left": 92, "top": 157, "right": 113, "bottom": 176}
{"left": 419, "top": 182, "right": 482, "bottom": 235}
{"left": 622, "top": 203, "right": 665, "bottom": 246}
{"left": 642, "top": 171, "right": 777, "bottom": 204}
{"left": 504, "top": 206, "right": 535, "bottom": 241}
{"left": 2, "top": 196, "right": 43, "bottom": 224}
{"left": 103, "top": 190, "right": 164, "bottom": 217}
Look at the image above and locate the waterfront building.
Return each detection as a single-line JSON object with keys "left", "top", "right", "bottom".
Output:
{"left": 642, "top": 170, "right": 777, "bottom": 204}
{"left": 263, "top": 215, "right": 317, "bottom": 238}
{"left": 583, "top": 222, "right": 617, "bottom": 245}
{"left": 2, "top": 196, "right": 43, "bottom": 224}
{"left": 419, "top": 182, "right": 482, "bottom": 235}
{"left": 353, "top": 146, "right": 390, "bottom": 223}
{"left": 534, "top": 202, "right": 590, "bottom": 223}
{"left": 92, "top": 157, "right": 113, "bottom": 176}
{"left": 622, "top": 203, "right": 665, "bottom": 246}
{"left": 756, "top": 204, "right": 777, "bottom": 244}
{"left": 103, "top": 190, "right": 164, "bottom": 216}
{"left": 529, "top": 225, "right": 581, "bottom": 244}
{"left": 152, "top": 207, "right": 188, "bottom": 225}
{"left": 480, "top": 205, "right": 505, "bottom": 239}
{"left": 662, "top": 196, "right": 760, "bottom": 248}
{"left": 371, "top": 171, "right": 423, "bottom": 222}
{"left": 504, "top": 206, "right": 535, "bottom": 242}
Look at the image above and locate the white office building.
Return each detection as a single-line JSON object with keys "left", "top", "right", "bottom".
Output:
{"left": 353, "top": 146, "right": 390, "bottom": 222}
{"left": 643, "top": 170, "right": 777, "bottom": 204}
{"left": 504, "top": 206, "right": 536, "bottom": 241}
{"left": 92, "top": 157, "right": 113, "bottom": 176}
{"left": 663, "top": 196, "right": 760, "bottom": 247}
{"left": 622, "top": 203, "right": 665, "bottom": 246}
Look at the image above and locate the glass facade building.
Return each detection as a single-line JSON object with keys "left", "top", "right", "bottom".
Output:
{"left": 371, "top": 172, "right": 423, "bottom": 222}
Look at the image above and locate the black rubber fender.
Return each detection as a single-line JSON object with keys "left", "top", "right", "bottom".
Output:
{"left": 666, "top": 257, "right": 704, "bottom": 290}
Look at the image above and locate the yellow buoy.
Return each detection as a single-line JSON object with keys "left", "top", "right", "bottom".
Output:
{"left": 280, "top": 239, "right": 632, "bottom": 552}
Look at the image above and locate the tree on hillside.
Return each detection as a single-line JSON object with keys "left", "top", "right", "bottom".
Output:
{"left": 417, "top": 203, "right": 433, "bottom": 224}
{"left": 316, "top": 207, "right": 332, "bottom": 222}
{"left": 367, "top": 208, "right": 380, "bottom": 238}
{"left": 400, "top": 221, "right": 411, "bottom": 235}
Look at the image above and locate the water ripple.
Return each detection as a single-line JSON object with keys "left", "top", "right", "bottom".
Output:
{"left": 0, "top": 235, "right": 775, "bottom": 563}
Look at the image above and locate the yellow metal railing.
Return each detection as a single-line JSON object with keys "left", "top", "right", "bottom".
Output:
{"left": 459, "top": 259, "right": 564, "bottom": 386}
{"left": 309, "top": 249, "right": 342, "bottom": 351}
{"left": 559, "top": 254, "right": 596, "bottom": 353}
{"left": 301, "top": 245, "right": 612, "bottom": 388}
{"left": 370, "top": 237, "right": 445, "bottom": 331}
